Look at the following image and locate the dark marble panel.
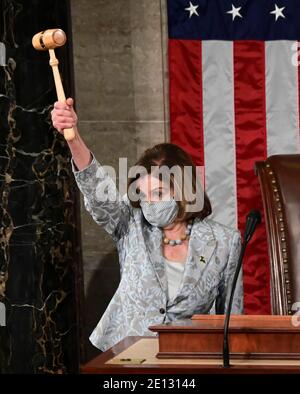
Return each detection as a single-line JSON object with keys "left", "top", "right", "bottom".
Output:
{"left": 0, "top": 0, "right": 84, "bottom": 373}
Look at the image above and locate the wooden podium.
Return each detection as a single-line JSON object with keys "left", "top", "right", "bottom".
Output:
{"left": 149, "top": 315, "right": 300, "bottom": 360}
{"left": 81, "top": 315, "right": 300, "bottom": 374}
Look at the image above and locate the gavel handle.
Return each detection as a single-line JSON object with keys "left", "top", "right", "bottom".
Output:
{"left": 49, "top": 49, "right": 75, "bottom": 141}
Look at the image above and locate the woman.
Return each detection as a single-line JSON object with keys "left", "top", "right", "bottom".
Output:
{"left": 51, "top": 98, "right": 243, "bottom": 352}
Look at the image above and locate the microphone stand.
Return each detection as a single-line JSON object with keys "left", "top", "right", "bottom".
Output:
{"left": 223, "top": 210, "right": 261, "bottom": 368}
{"left": 223, "top": 241, "right": 247, "bottom": 368}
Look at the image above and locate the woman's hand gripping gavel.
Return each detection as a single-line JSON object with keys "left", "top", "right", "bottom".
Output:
{"left": 51, "top": 97, "right": 78, "bottom": 136}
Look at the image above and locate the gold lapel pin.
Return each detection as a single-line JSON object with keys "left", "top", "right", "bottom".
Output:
{"left": 199, "top": 256, "right": 206, "bottom": 264}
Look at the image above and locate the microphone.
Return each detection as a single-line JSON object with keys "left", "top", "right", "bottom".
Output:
{"left": 223, "top": 209, "right": 261, "bottom": 368}
{"left": 244, "top": 210, "right": 262, "bottom": 243}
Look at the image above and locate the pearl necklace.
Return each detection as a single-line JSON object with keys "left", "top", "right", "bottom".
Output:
{"left": 163, "top": 220, "right": 193, "bottom": 246}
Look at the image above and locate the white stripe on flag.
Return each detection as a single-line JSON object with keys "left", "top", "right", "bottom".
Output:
{"left": 202, "top": 41, "right": 237, "bottom": 229}
{"left": 266, "top": 41, "right": 300, "bottom": 156}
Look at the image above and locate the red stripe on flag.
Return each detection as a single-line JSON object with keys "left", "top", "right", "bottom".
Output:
{"left": 169, "top": 39, "right": 204, "bottom": 167}
{"left": 234, "top": 41, "right": 271, "bottom": 315}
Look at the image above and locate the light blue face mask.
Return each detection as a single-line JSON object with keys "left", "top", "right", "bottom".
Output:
{"left": 140, "top": 199, "right": 179, "bottom": 228}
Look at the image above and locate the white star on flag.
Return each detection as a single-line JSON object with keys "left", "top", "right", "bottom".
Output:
{"left": 270, "top": 4, "right": 286, "bottom": 21}
{"left": 185, "top": 2, "right": 199, "bottom": 18}
{"left": 227, "top": 4, "right": 243, "bottom": 21}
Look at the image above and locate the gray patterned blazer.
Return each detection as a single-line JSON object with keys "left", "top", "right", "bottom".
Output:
{"left": 71, "top": 153, "right": 244, "bottom": 352}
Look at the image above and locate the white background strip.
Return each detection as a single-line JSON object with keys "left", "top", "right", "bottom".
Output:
{"left": 202, "top": 41, "right": 237, "bottom": 229}
{"left": 265, "top": 41, "right": 300, "bottom": 156}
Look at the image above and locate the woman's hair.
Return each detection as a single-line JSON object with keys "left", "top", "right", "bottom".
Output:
{"left": 127, "top": 143, "right": 212, "bottom": 222}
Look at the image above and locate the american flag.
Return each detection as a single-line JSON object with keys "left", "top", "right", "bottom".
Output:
{"left": 167, "top": 0, "right": 300, "bottom": 314}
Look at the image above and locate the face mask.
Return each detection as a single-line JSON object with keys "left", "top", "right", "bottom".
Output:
{"left": 140, "top": 199, "right": 179, "bottom": 228}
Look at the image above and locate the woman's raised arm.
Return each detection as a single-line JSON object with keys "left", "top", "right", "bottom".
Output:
{"left": 51, "top": 98, "right": 92, "bottom": 170}
{"left": 51, "top": 98, "right": 131, "bottom": 241}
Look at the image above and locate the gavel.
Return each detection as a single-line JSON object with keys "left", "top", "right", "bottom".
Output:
{"left": 32, "top": 29, "right": 75, "bottom": 141}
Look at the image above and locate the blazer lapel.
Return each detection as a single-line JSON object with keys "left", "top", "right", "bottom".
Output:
{"left": 172, "top": 219, "right": 217, "bottom": 302}
{"left": 142, "top": 223, "right": 168, "bottom": 294}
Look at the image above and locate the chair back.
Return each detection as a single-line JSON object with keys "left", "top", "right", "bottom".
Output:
{"left": 255, "top": 155, "right": 300, "bottom": 315}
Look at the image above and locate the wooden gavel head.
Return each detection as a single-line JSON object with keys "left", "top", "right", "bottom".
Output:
{"left": 32, "top": 29, "right": 66, "bottom": 50}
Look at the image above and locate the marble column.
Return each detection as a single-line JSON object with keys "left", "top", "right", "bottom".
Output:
{"left": 0, "top": 0, "right": 83, "bottom": 373}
